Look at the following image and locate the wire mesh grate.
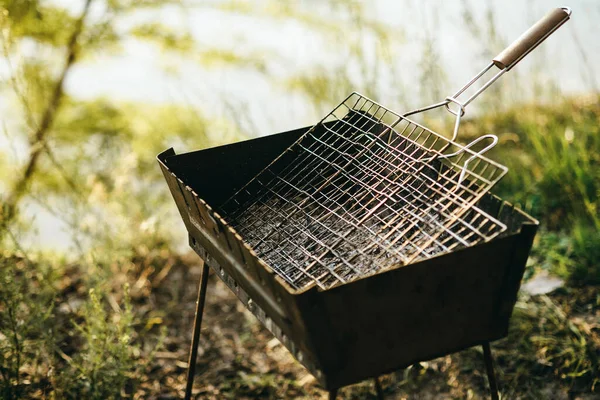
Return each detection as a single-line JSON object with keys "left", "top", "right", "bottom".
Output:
{"left": 220, "top": 93, "right": 508, "bottom": 290}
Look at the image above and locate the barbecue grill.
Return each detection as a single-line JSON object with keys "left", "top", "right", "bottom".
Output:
{"left": 158, "top": 8, "right": 570, "bottom": 399}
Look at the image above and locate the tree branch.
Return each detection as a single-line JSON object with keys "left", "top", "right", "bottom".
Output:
{"left": 1, "top": 0, "right": 94, "bottom": 233}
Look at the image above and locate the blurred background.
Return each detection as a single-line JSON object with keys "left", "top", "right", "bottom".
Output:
{"left": 0, "top": 1, "right": 598, "bottom": 399}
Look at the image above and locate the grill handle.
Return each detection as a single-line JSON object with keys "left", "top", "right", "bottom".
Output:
{"left": 402, "top": 6, "right": 571, "bottom": 142}
{"left": 435, "top": 135, "right": 498, "bottom": 186}
{"left": 425, "top": 6, "right": 571, "bottom": 141}
{"left": 493, "top": 7, "right": 571, "bottom": 70}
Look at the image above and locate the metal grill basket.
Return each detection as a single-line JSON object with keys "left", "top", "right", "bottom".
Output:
{"left": 221, "top": 93, "right": 508, "bottom": 289}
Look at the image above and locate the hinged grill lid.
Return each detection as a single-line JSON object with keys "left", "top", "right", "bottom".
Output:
{"left": 221, "top": 93, "right": 508, "bottom": 290}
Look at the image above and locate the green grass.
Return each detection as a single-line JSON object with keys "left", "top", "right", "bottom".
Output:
{"left": 0, "top": 251, "right": 163, "bottom": 399}
{"left": 495, "top": 289, "right": 599, "bottom": 397}
{"left": 461, "top": 95, "right": 600, "bottom": 285}
{"left": 483, "top": 96, "right": 598, "bottom": 224}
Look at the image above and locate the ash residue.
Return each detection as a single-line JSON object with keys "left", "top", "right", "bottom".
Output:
{"left": 227, "top": 195, "right": 451, "bottom": 290}
{"left": 220, "top": 111, "right": 496, "bottom": 290}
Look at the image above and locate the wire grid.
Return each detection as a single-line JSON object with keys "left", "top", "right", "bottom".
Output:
{"left": 220, "top": 93, "right": 508, "bottom": 290}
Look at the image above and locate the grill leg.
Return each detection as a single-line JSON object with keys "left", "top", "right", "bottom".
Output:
{"left": 184, "top": 263, "right": 210, "bottom": 400}
{"left": 482, "top": 342, "right": 500, "bottom": 400}
{"left": 328, "top": 389, "right": 338, "bottom": 399}
{"left": 374, "top": 377, "right": 385, "bottom": 399}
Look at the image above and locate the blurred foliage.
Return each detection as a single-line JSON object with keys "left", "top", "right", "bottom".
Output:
{"left": 461, "top": 95, "right": 600, "bottom": 285}
{"left": 0, "top": 0, "right": 397, "bottom": 239}
{"left": 489, "top": 97, "right": 600, "bottom": 229}
{"left": 0, "top": 1, "right": 76, "bottom": 46}
{"left": 129, "top": 22, "right": 195, "bottom": 53}
{"left": 529, "top": 225, "right": 600, "bottom": 286}
{"left": 507, "top": 292, "right": 599, "bottom": 392}
{"left": 0, "top": 254, "right": 58, "bottom": 399}
{"left": 55, "top": 286, "right": 139, "bottom": 399}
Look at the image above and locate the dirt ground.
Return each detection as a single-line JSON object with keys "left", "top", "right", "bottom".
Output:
{"left": 137, "top": 256, "right": 598, "bottom": 400}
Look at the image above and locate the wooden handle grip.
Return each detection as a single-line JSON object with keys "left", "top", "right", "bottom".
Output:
{"left": 493, "top": 7, "right": 571, "bottom": 70}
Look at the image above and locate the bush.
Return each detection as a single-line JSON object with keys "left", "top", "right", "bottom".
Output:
{"left": 56, "top": 286, "right": 138, "bottom": 399}
{"left": 496, "top": 291, "right": 600, "bottom": 396}
{"left": 461, "top": 95, "right": 600, "bottom": 284}
{"left": 0, "top": 250, "right": 161, "bottom": 399}
{"left": 0, "top": 254, "right": 59, "bottom": 399}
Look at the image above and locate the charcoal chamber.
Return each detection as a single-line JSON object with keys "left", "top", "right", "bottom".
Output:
{"left": 158, "top": 123, "right": 537, "bottom": 396}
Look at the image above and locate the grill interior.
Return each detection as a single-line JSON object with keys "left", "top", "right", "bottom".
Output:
{"left": 220, "top": 93, "right": 508, "bottom": 290}
{"left": 159, "top": 115, "right": 539, "bottom": 391}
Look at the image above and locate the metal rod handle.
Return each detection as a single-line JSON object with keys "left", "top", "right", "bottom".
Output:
{"left": 436, "top": 134, "right": 498, "bottom": 186}
{"left": 401, "top": 7, "right": 571, "bottom": 144}
{"left": 493, "top": 7, "right": 571, "bottom": 70}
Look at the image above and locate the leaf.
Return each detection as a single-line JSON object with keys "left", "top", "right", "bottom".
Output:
{"left": 197, "top": 48, "right": 268, "bottom": 72}
{"left": 52, "top": 98, "right": 132, "bottom": 143}
{"left": 129, "top": 22, "right": 194, "bottom": 53}
{"left": 79, "top": 20, "right": 122, "bottom": 57}
{"left": 3, "top": 3, "right": 77, "bottom": 46}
